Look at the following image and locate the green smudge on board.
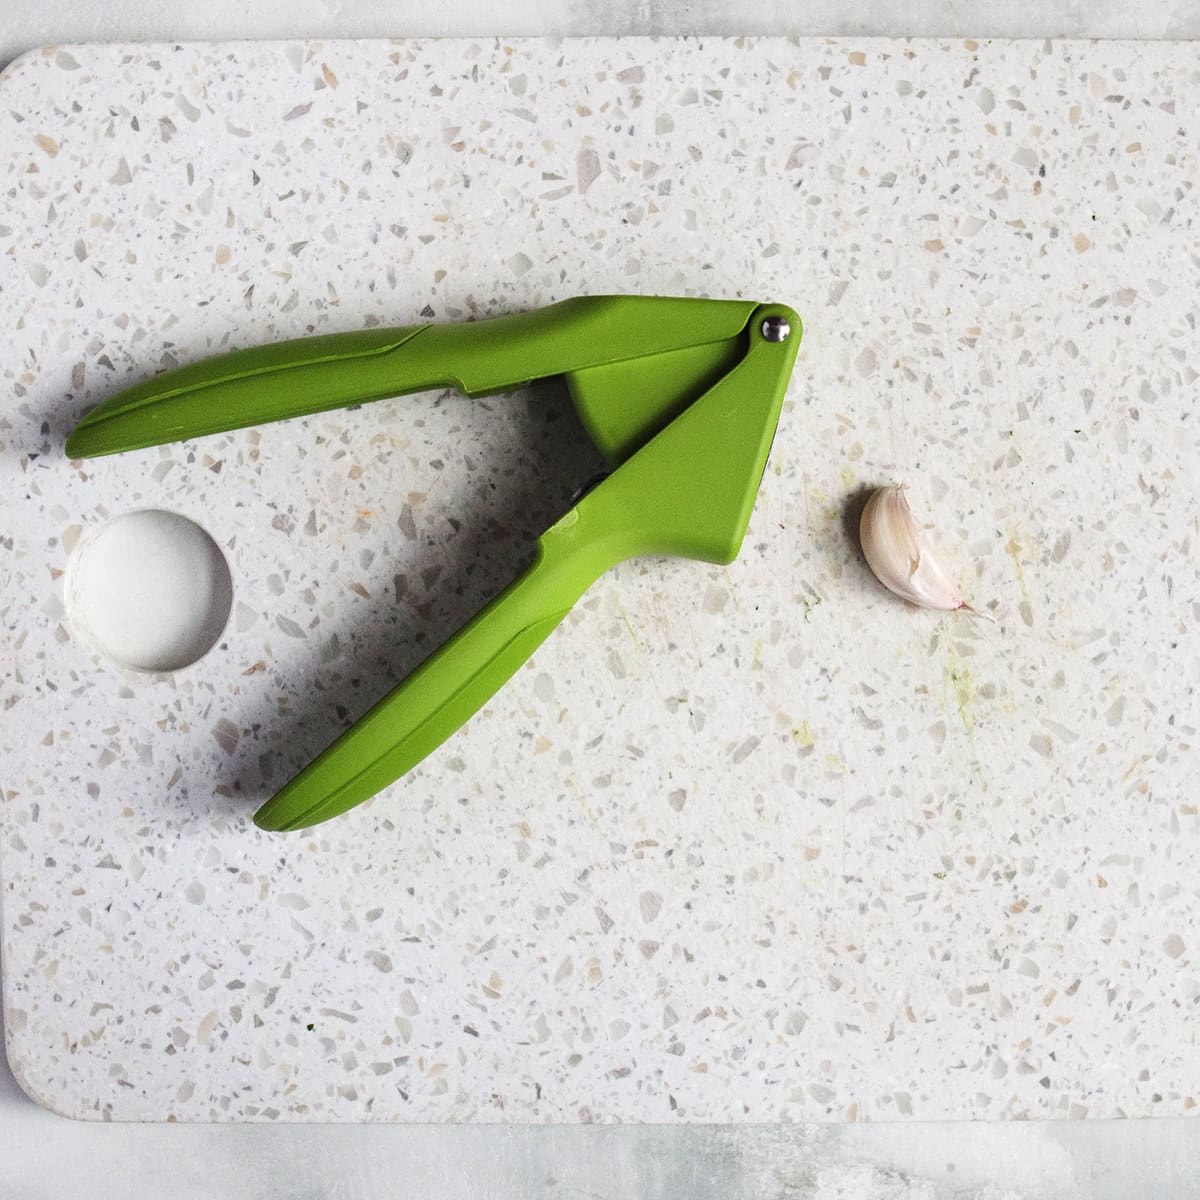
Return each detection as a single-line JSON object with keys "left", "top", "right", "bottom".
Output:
{"left": 1006, "top": 528, "right": 1033, "bottom": 626}
{"left": 943, "top": 639, "right": 976, "bottom": 734}
{"left": 948, "top": 662, "right": 976, "bottom": 733}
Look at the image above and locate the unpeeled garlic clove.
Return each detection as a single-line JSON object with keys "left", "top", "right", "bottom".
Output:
{"left": 859, "top": 484, "right": 992, "bottom": 619}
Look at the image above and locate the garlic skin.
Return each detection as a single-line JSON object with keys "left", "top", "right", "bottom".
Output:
{"left": 859, "top": 484, "right": 990, "bottom": 618}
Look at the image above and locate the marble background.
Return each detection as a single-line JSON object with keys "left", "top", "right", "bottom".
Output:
{"left": 1, "top": 38, "right": 1198, "bottom": 1125}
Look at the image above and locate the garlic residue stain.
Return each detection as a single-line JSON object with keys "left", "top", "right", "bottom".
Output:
{"left": 1005, "top": 529, "right": 1033, "bottom": 627}
{"left": 614, "top": 599, "right": 643, "bottom": 654}
{"left": 940, "top": 641, "right": 988, "bottom": 791}
{"left": 947, "top": 660, "right": 976, "bottom": 734}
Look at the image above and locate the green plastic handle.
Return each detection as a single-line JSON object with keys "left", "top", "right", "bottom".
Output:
{"left": 253, "top": 303, "right": 801, "bottom": 831}
{"left": 64, "top": 296, "right": 756, "bottom": 459}
{"left": 253, "top": 504, "right": 614, "bottom": 831}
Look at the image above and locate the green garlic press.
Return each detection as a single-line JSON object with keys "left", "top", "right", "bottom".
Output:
{"left": 66, "top": 295, "right": 802, "bottom": 831}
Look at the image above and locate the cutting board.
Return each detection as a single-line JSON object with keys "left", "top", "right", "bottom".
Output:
{"left": 2, "top": 38, "right": 1197, "bottom": 1123}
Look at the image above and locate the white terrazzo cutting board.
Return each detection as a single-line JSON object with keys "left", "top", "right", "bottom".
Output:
{"left": 1, "top": 38, "right": 1198, "bottom": 1123}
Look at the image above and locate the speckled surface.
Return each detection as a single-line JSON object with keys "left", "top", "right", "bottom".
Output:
{"left": 1, "top": 38, "right": 1198, "bottom": 1123}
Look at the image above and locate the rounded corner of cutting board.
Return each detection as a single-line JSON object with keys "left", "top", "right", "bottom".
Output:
{"left": 0, "top": 45, "right": 74, "bottom": 93}
{"left": 3, "top": 1028, "right": 96, "bottom": 1122}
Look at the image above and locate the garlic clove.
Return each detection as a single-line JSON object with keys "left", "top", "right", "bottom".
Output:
{"left": 859, "top": 484, "right": 993, "bottom": 619}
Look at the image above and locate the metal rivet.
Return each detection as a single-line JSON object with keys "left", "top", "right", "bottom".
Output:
{"left": 760, "top": 315, "right": 791, "bottom": 343}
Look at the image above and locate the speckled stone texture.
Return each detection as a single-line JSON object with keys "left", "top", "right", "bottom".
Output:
{"left": 1, "top": 38, "right": 1198, "bottom": 1123}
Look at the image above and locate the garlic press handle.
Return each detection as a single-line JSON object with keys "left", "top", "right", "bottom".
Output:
{"left": 252, "top": 505, "right": 616, "bottom": 832}
{"left": 65, "top": 296, "right": 757, "bottom": 458}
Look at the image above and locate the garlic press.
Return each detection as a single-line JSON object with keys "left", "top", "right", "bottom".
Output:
{"left": 66, "top": 295, "right": 802, "bottom": 830}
